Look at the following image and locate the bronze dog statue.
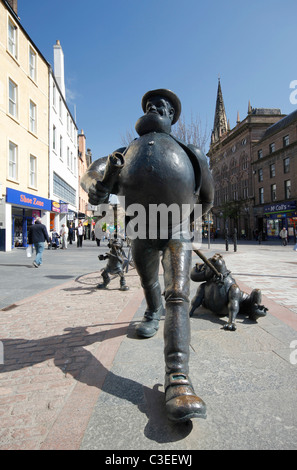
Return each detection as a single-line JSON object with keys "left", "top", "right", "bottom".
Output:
{"left": 190, "top": 253, "right": 268, "bottom": 330}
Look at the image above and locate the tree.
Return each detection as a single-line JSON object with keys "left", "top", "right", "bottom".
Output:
{"left": 220, "top": 199, "right": 246, "bottom": 230}
{"left": 121, "top": 127, "right": 136, "bottom": 147}
{"left": 171, "top": 113, "right": 210, "bottom": 154}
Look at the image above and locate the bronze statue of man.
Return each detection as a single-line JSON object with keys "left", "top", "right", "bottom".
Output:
{"left": 81, "top": 89, "right": 214, "bottom": 422}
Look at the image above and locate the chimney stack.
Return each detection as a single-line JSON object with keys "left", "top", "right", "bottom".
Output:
{"left": 53, "top": 40, "right": 66, "bottom": 98}
{"left": 7, "top": 0, "right": 18, "bottom": 14}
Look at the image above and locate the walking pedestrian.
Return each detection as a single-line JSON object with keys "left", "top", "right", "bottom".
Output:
{"left": 94, "top": 221, "right": 104, "bottom": 246}
{"left": 77, "top": 221, "right": 84, "bottom": 247}
{"left": 279, "top": 227, "right": 288, "bottom": 246}
{"left": 60, "top": 224, "right": 68, "bottom": 249}
{"left": 293, "top": 227, "right": 297, "bottom": 251}
{"left": 258, "top": 231, "right": 262, "bottom": 244}
{"left": 68, "top": 223, "right": 74, "bottom": 244}
{"left": 28, "top": 217, "right": 50, "bottom": 267}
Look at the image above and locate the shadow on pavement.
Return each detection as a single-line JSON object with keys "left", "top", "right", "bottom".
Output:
{"left": 0, "top": 322, "right": 192, "bottom": 444}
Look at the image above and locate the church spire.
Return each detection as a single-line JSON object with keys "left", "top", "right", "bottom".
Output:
{"left": 211, "top": 78, "right": 228, "bottom": 144}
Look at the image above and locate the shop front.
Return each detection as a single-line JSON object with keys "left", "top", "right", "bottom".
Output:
{"left": 50, "top": 200, "right": 75, "bottom": 234}
{"left": 264, "top": 201, "right": 297, "bottom": 241}
{"left": 5, "top": 188, "right": 52, "bottom": 250}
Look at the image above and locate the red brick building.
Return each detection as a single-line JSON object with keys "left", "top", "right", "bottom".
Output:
{"left": 208, "top": 79, "right": 285, "bottom": 239}
{"left": 252, "top": 110, "right": 297, "bottom": 240}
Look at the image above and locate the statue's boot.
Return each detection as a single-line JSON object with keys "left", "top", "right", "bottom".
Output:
{"left": 97, "top": 271, "right": 110, "bottom": 289}
{"left": 164, "top": 301, "right": 206, "bottom": 422}
{"left": 136, "top": 282, "right": 164, "bottom": 338}
{"left": 119, "top": 275, "right": 129, "bottom": 291}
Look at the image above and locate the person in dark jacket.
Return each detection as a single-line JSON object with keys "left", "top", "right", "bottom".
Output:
{"left": 28, "top": 217, "right": 50, "bottom": 267}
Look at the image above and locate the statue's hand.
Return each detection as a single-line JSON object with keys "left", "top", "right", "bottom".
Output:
{"left": 88, "top": 180, "right": 109, "bottom": 205}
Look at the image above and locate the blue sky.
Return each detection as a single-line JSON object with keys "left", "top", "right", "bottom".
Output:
{"left": 19, "top": 0, "right": 297, "bottom": 159}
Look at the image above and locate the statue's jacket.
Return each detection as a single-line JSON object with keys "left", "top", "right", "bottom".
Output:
{"left": 82, "top": 133, "right": 214, "bottom": 222}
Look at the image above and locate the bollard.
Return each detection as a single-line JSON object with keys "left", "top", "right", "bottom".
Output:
{"left": 233, "top": 228, "right": 237, "bottom": 252}
{"left": 225, "top": 228, "right": 229, "bottom": 251}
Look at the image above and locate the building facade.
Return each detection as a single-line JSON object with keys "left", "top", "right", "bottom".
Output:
{"left": 0, "top": 0, "right": 51, "bottom": 251}
{"left": 48, "top": 40, "right": 78, "bottom": 234}
{"left": 78, "top": 129, "right": 93, "bottom": 238}
{"left": 208, "top": 80, "right": 285, "bottom": 239}
{"left": 252, "top": 110, "right": 297, "bottom": 240}
{"left": 0, "top": 1, "right": 82, "bottom": 251}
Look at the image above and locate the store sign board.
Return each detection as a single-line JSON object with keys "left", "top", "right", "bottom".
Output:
{"left": 6, "top": 188, "right": 52, "bottom": 211}
{"left": 60, "top": 203, "right": 68, "bottom": 213}
{"left": 51, "top": 201, "right": 60, "bottom": 213}
{"left": 264, "top": 201, "right": 296, "bottom": 213}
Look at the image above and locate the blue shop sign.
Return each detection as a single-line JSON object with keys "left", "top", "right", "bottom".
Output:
{"left": 6, "top": 188, "right": 52, "bottom": 211}
{"left": 264, "top": 201, "right": 296, "bottom": 214}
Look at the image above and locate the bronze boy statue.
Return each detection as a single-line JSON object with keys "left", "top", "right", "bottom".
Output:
{"left": 98, "top": 238, "right": 129, "bottom": 291}
{"left": 81, "top": 89, "right": 214, "bottom": 423}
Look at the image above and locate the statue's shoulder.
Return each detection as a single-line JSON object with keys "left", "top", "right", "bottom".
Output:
{"left": 169, "top": 135, "right": 207, "bottom": 165}
{"left": 170, "top": 135, "right": 209, "bottom": 190}
{"left": 185, "top": 143, "right": 209, "bottom": 167}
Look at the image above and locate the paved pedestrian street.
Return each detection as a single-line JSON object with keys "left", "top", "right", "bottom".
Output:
{"left": 0, "top": 240, "right": 296, "bottom": 450}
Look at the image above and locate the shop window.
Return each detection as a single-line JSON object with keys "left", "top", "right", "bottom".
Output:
{"left": 267, "top": 219, "right": 280, "bottom": 237}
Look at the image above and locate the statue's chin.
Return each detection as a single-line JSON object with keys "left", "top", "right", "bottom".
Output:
{"left": 135, "top": 114, "right": 172, "bottom": 136}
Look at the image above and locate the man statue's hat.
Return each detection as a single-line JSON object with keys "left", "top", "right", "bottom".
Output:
{"left": 141, "top": 89, "right": 181, "bottom": 124}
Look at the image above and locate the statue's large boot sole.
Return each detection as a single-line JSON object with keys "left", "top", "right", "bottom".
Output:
{"left": 165, "top": 373, "right": 206, "bottom": 422}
